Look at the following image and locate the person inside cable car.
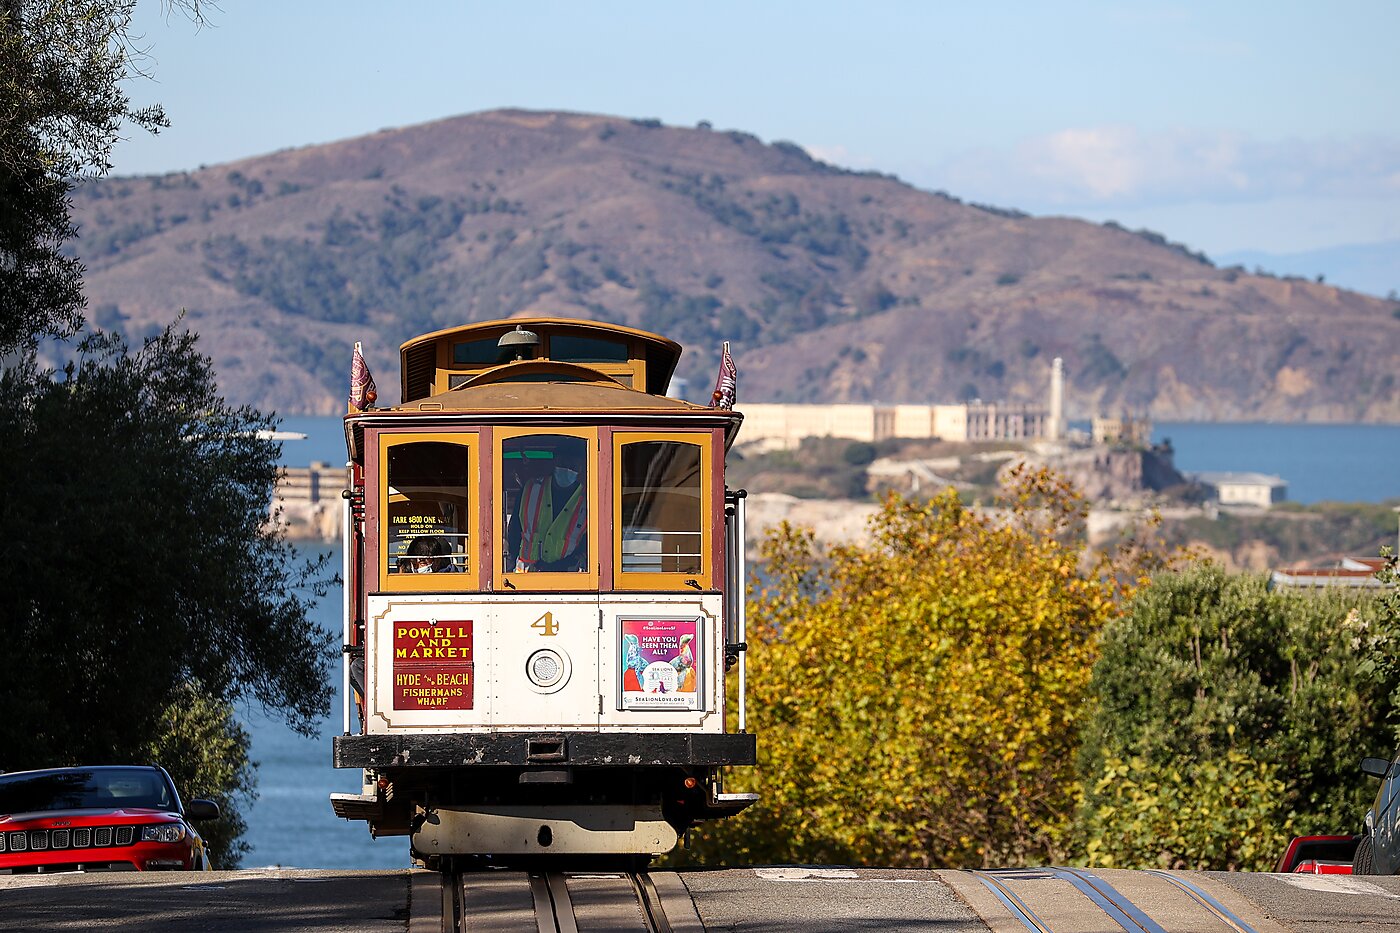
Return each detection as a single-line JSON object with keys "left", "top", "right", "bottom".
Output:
{"left": 505, "top": 444, "right": 588, "bottom": 572}
{"left": 398, "top": 534, "right": 459, "bottom": 573}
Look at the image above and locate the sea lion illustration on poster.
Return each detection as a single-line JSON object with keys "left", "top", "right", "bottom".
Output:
{"left": 620, "top": 617, "right": 701, "bottom": 711}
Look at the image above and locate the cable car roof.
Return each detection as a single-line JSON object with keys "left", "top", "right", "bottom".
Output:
{"left": 399, "top": 317, "right": 683, "bottom": 400}
{"left": 387, "top": 361, "right": 726, "bottom": 415}
{"left": 345, "top": 360, "right": 741, "bottom": 461}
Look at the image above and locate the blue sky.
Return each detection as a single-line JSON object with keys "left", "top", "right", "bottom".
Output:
{"left": 115, "top": 1, "right": 1400, "bottom": 263}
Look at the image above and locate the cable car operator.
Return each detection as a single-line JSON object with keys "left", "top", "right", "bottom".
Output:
{"left": 507, "top": 448, "right": 587, "bottom": 572}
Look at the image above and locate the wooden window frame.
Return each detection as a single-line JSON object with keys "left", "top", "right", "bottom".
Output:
{"left": 611, "top": 431, "right": 714, "bottom": 592}
{"left": 494, "top": 427, "right": 600, "bottom": 592}
{"left": 431, "top": 333, "right": 646, "bottom": 395}
{"left": 377, "top": 432, "right": 481, "bottom": 593}
{"left": 544, "top": 335, "right": 642, "bottom": 388}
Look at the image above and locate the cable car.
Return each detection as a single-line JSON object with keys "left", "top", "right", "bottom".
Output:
{"left": 330, "top": 318, "right": 755, "bottom": 864}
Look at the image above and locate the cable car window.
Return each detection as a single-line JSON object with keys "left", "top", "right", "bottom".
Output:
{"left": 452, "top": 339, "right": 498, "bottom": 364}
{"left": 502, "top": 435, "right": 589, "bottom": 573}
{"left": 385, "top": 442, "right": 470, "bottom": 575}
{"left": 619, "top": 441, "right": 702, "bottom": 575}
{"left": 493, "top": 372, "right": 593, "bottom": 383}
{"left": 549, "top": 335, "right": 629, "bottom": 363}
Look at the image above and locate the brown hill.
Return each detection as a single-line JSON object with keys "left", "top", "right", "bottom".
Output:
{"left": 68, "top": 108, "right": 1400, "bottom": 419}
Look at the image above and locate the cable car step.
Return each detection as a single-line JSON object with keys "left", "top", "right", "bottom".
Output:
{"left": 329, "top": 792, "right": 383, "bottom": 820}
{"left": 702, "top": 791, "right": 759, "bottom": 819}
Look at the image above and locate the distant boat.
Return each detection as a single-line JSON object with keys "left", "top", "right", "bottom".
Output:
{"left": 255, "top": 430, "right": 308, "bottom": 442}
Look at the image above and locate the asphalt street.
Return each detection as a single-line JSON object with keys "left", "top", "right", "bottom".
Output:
{"left": 4, "top": 866, "right": 1400, "bottom": 931}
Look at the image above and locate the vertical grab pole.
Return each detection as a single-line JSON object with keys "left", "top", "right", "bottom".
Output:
{"left": 341, "top": 482, "right": 353, "bottom": 736}
{"left": 724, "top": 496, "right": 737, "bottom": 646}
{"left": 736, "top": 490, "right": 748, "bottom": 733}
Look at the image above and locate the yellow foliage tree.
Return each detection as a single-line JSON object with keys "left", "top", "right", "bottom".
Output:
{"left": 685, "top": 466, "right": 1161, "bottom": 867}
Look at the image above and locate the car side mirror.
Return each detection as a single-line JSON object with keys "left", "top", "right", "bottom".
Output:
{"left": 1361, "top": 757, "right": 1390, "bottom": 779}
{"left": 185, "top": 799, "right": 221, "bottom": 821}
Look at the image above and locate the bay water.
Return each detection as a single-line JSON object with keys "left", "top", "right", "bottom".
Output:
{"left": 280, "top": 415, "right": 1400, "bottom": 505}
{"left": 242, "top": 416, "right": 1400, "bottom": 869}
{"left": 239, "top": 556, "right": 410, "bottom": 869}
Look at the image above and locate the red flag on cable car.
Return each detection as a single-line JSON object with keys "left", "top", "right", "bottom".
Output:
{"left": 708, "top": 340, "right": 737, "bottom": 410}
{"left": 348, "top": 341, "right": 378, "bottom": 413}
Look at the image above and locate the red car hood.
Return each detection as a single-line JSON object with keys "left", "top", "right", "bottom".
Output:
{"left": 0, "top": 808, "right": 179, "bottom": 826}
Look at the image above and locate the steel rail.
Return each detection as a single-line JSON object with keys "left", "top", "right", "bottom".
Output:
{"left": 526, "top": 872, "right": 580, "bottom": 933}
{"left": 442, "top": 869, "right": 458, "bottom": 933}
{"left": 1143, "top": 870, "right": 1260, "bottom": 933}
{"left": 963, "top": 870, "right": 1055, "bottom": 933}
{"left": 967, "top": 867, "right": 1187, "bottom": 933}
{"left": 629, "top": 871, "right": 673, "bottom": 933}
{"left": 1049, "top": 867, "right": 1168, "bottom": 933}
{"left": 446, "top": 868, "right": 666, "bottom": 933}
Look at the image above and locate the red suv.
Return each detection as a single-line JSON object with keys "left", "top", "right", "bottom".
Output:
{"left": 0, "top": 766, "right": 219, "bottom": 874}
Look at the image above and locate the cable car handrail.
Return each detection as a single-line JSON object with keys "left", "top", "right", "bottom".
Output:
{"left": 620, "top": 529, "right": 702, "bottom": 536}
{"left": 736, "top": 490, "right": 748, "bottom": 733}
{"left": 341, "top": 487, "right": 353, "bottom": 737}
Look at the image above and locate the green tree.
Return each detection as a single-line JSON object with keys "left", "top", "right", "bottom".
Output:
{"left": 143, "top": 683, "right": 256, "bottom": 866}
{"left": 0, "top": 327, "right": 335, "bottom": 743}
{"left": 684, "top": 467, "right": 1161, "bottom": 867}
{"left": 1365, "top": 549, "right": 1400, "bottom": 694}
{"left": 0, "top": 0, "right": 178, "bottom": 352}
{"left": 0, "top": 329, "right": 335, "bottom": 865}
{"left": 1076, "top": 564, "right": 1400, "bottom": 869}
{"left": 0, "top": 2, "right": 325, "bottom": 867}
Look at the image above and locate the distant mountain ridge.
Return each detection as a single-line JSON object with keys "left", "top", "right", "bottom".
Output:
{"left": 68, "top": 109, "right": 1400, "bottom": 420}
{"left": 1216, "top": 240, "right": 1400, "bottom": 300}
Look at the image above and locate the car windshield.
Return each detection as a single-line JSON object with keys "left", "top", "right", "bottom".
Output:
{"left": 0, "top": 768, "right": 176, "bottom": 814}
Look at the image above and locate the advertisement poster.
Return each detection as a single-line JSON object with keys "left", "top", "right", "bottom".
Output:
{"left": 392, "top": 619, "right": 473, "bottom": 710}
{"left": 620, "top": 617, "right": 701, "bottom": 711}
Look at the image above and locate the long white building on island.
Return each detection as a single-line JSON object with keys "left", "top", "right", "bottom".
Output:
{"left": 735, "top": 357, "right": 1067, "bottom": 449}
{"left": 737, "top": 401, "right": 1050, "bottom": 448}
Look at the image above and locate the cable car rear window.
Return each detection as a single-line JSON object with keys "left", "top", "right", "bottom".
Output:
{"left": 619, "top": 441, "right": 703, "bottom": 574}
{"left": 452, "top": 339, "right": 498, "bottom": 364}
{"left": 502, "top": 435, "right": 590, "bottom": 574}
{"left": 386, "top": 442, "right": 470, "bottom": 574}
{"left": 549, "top": 335, "right": 629, "bottom": 363}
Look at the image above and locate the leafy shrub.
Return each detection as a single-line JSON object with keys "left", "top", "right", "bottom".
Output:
{"left": 1077, "top": 564, "right": 1400, "bottom": 865}
{"left": 1077, "top": 752, "right": 1292, "bottom": 871}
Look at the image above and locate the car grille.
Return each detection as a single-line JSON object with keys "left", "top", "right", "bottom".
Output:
{"left": 0, "top": 825, "right": 136, "bottom": 853}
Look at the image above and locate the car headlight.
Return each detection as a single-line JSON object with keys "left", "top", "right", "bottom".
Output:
{"left": 142, "top": 823, "right": 188, "bottom": 844}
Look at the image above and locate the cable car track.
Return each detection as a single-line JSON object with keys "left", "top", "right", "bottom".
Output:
{"left": 442, "top": 867, "right": 687, "bottom": 933}
{"left": 1142, "top": 870, "right": 1261, "bottom": 933}
{"left": 962, "top": 867, "right": 1262, "bottom": 933}
{"left": 433, "top": 864, "right": 1283, "bottom": 932}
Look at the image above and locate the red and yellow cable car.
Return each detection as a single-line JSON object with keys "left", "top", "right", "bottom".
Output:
{"left": 330, "top": 318, "right": 754, "bottom": 864}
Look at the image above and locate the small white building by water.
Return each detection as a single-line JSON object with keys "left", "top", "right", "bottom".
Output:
{"left": 1194, "top": 471, "right": 1288, "bottom": 508}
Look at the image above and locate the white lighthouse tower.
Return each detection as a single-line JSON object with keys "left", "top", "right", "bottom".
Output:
{"left": 1048, "top": 357, "right": 1066, "bottom": 441}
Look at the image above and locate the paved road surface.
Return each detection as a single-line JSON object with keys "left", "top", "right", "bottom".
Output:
{"left": 0, "top": 869, "right": 408, "bottom": 933}
{"left": 4, "top": 866, "right": 1400, "bottom": 931}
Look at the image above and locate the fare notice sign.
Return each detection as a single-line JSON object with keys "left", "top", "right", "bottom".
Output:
{"left": 392, "top": 620, "right": 473, "bottom": 710}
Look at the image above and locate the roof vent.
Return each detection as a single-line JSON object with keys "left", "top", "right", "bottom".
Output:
{"left": 497, "top": 326, "right": 540, "bottom": 362}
